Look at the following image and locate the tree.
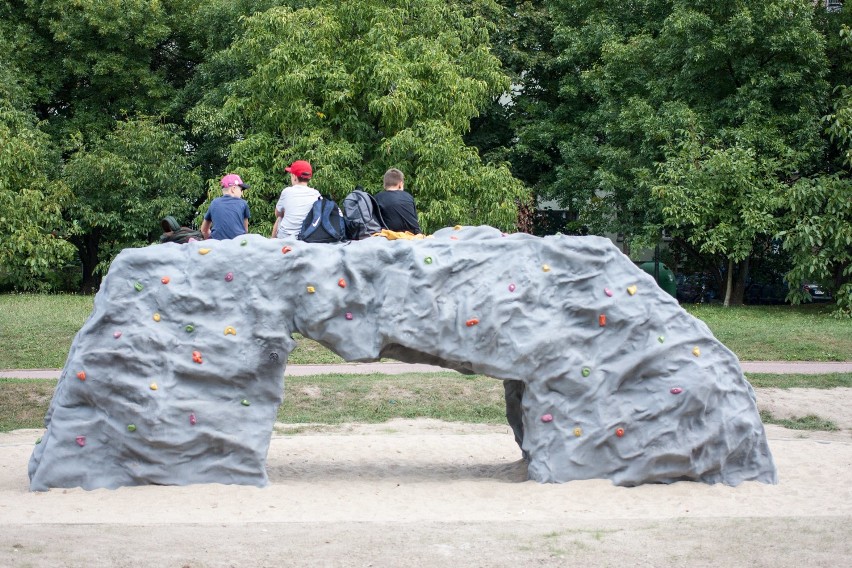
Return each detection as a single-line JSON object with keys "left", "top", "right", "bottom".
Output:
{"left": 62, "top": 119, "right": 203, "bottom": 292}
{"left": 189, "top": 0, "right": 528, "bottom": 235}
{"left": 527, "top": 1, "right": 830, "bottom": 304}
{"left": 0, "top": 42, "right": 75, "bottom": 291}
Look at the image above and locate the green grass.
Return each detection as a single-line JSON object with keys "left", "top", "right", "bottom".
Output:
{"left": 0, "top": 294, "right": 850, "bottom": 369}
{"left": 745, "top": 373, "right": 852, "bottom": 389}
{"left": 759, "top": 410, "right": 839, "bottom": 431}
{"left": 685, "top": 304, "right": 852, "bottom": 361}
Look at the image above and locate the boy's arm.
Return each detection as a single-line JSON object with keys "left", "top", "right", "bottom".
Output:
{"left": 200, "top": 219, "right": 212, "bottom": 239}
{"left": 271, "top": 207, "right": 284, "bottom": 237}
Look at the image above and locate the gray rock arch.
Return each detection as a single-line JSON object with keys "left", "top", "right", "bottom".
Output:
{"left": 28, "top": 226, "right": 777, "bottom": 490}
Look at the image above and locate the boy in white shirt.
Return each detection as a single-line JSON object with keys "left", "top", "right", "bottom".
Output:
{"left": 272, "top": 160, "right": 320, "bottom": 238}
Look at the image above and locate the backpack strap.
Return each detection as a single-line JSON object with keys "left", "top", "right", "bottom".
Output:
{"left": 318, "top": 199, "right": 345, "bottom": 240}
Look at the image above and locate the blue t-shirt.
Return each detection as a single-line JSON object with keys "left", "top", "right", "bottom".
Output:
{"left": 204, "top": 196, "right": 251, "bottom": 240}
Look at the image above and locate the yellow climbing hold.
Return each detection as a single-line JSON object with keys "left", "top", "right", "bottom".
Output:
{"left": 198, "top": 248, "right": 211, "bottom": 255}
{"left": 542, "top": 264, "right": 551, "bottom": 272}
{"left": 627, "top": 285, "right": 637, "bottom": 295}
{"left": 149, "top": 382, "right": 158, "bottom": 391}
{"left": 224, "top": 326, "right": 237, "bottom": 336}
{"left": 453, "top": 225, "right": 462, "bottom": 230}
{"left": 692, "top": 346, "right": 701, "bottom": 357}
{"left": 306, "top": 286, "right": 316, "bottom": 294}
{"left": 573, "top": 427, "right": 582, "bottom": 437}
{"left": 153, "top": 313, "right": 161, "bottom": 322}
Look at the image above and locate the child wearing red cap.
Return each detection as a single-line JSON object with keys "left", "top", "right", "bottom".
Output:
{"left": 201, "top": 174, "right": 251, "bottom": 240}
{"left": 272, "top": 160, "right": 321, "bottom": 238}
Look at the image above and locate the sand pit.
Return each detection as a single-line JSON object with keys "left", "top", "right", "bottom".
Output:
{"left": 1, "top": 388, "right": 850, "bottom": 567}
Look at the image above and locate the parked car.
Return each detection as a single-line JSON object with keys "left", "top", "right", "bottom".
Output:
{"left": 802, "top": 283, "right": 832, "bottom": 302}
{"left": 675, "top": 273, "right": 718, "bottom": 304}
{"left": 744, "top": 279, "right": 789, "bottom": 305}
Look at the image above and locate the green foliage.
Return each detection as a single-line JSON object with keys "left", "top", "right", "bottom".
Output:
{"left": 190, "top": 0, "right": 528, "bottom": 234}
{"left": 759, "top": 410, "right": 838, "bottom": 432}
{"left": 780, "top": 176, "right": 852, "bottom": 317}
{"left": 63, "top": 119, "right": 204, "bottom": 284}
{"left": 0, "top": 50, "right": 75, "bottom": 291}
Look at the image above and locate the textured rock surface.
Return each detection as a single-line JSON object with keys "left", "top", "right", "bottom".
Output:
{"left": 29, "top": 226, "right": 777, "bottom": 490}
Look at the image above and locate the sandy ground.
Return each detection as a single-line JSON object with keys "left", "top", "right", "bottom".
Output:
{"left": 1, "top": 388, "right": 850, "bottom": 568}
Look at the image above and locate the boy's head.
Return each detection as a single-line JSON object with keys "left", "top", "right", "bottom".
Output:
{"left": 285, "top": 160, "right": 313, "bottom": 183}
{"left": 383, "top": 168, "right": 404, "bottom": 189}
{"left": 220, "top": 174, "right": 249, "bottom": 197}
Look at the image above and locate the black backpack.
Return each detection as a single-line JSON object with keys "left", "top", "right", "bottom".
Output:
{"left": 342, "top": 186, "right": 387, "bottom": 240}
{"left": 298, "top": 197, "right": 347, "bottom": 243}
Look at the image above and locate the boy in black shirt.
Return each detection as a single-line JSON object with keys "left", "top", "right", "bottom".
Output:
{"left": 374, "top": 168, "right": 421, "bottom": 234}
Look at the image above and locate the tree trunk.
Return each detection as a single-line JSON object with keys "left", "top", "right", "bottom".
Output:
{"left": 73, "top": 231, "right": 102, "bottom": 294}
{"left": 723, "top": 259, "right": 733, "bottom": 307}
{"left": 730, "top": 257, "right": 749, "bottom": 306}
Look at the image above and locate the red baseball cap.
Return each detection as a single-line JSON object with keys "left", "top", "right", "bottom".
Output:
{"left": 285, "top": 160, "right": 313, "bottom": 180}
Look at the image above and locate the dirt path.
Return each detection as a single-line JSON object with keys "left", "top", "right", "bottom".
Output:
{"left": 1, "top": 389, "right": 850, "bottom": 567}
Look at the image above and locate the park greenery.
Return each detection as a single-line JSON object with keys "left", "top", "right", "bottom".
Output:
{"left": 1, "top": 1, "right": 850, "bottom": 315}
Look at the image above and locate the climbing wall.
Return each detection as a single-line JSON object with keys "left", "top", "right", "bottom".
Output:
{"left": 28, "top": 226, "right": 777, "bottom": 490}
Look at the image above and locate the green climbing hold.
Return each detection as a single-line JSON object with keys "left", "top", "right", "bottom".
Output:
{"left": 424, "top": 256, "right": 433, "bottom": 264}
{"left": 581, "top": 367, "right": 591, "bottom": 377}
{"left": 658, "top": 335, "right": 665, "bottom": 343}
{"left": 35, "top": 437, "right": 42, "bottom": 445}
{"left": 185, "top": 325, "right": 195, "bottom": 333}
{"left": 127, "top": 424, "right": 137, "bottom": 432}
{"left": 134, "top": 282, "right": 143, "bottom": 292}
{"left": 240, "top": 239, "right": 248, "bottom": 246}
{"left": 241, "top": 399, "right": 250, "bottom": 406}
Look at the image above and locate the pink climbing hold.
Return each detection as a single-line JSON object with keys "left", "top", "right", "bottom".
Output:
{"left": 76, "top": 436, "right": 86, "bottom": 447}
{"left": 113, "top": 331, "right": 122, "bottom": 339}
{"left": 670, "top": 387, "right": 683, "bottom": 395}
{"left": 345, "top": 312, "right": 353, "bottom": 320}
{"left": 189, "top": 413, "right": 197, "bottom": 425}
{"left": 541, "top": 414, "right": 553, "bottom": 423}
{"left": 508, "top": 283, "right": 516, "bottom": 292}
{"left": 604, "top": 288, "right": 613, "bottom": 297}
{"left": 224, "top": 272, "right": 234, "bottom": 282}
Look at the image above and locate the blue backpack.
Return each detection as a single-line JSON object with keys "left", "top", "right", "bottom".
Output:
{"left": 298, "top": 197, "right": 347, "bottom": 243}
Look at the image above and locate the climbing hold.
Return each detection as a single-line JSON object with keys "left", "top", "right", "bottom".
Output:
{"left": 150, "top": 382, "right": 158, "bottom": 391}
{"left": 269, "top": 352, "right": 279, "bottom": 362}
{"left": 692, "top": 346, "right": 701, "bottom": 357}
{"left": 598, "top": 314, "right": 607, "bottom": 327}
{"left": 113, "top": 331, "right": 122, "bottom": 339}
{"left": 240, "top": 239, "right": 247, "bottom": 246}
{"left": 508, "top": 283, "right": 516, "bottom": 292}
{"left": 185, "top": 324, "right": 194, "bottom": 333}
{"left": 338, "top": 278, "right": 346, "bottom": 288}
{"left": 573, "top": 427, "right": 582, "bottom": 437}
{"left": 658, "top": 335, "right": 665, "bottom": 343}
{"left": 465, "top": 318, "right": 479, "bottom": 327}
{"left": 581, "top": 367, "right": 591, "bottom": 377}
{"left": 127, "top": 424, "right": 137, "bottom": 432}
{"left": 76, "top": 371, "right": 86, "bottom": 381}
{"left": 542, "top": 264, "right": 551, "bottom": 272}
{"left": 281, "top": 246, "right": 292, "bottom": 254}
{"left": 76, "top": 436, "right": 86, "bottom": 447}
{"left": 224, "top": 272, "right": 234, "bottom": 282}
{"left": 161, "top": 276, "right": 170, "bottom": 285}
{"left": 241, "top": 399, "right": 251, "bottom": 406}
{"left": 198, "top": 248, "right": 211, "bottom": 255}
{"left": 627, "top": 285, "right": 637, "bottom": 296}
{"left": 189, "top": 413, "right": 197, "bottom": 426}
{"left": 152, "top": 313, "right": 161, "bottom": 322}
{"left": 345, "top": 312, "right": 353, "bottom": 320}
{"left": 670, "top": 387, "right": 683, "bottom": 395}
{"left": 616, "top": 427, "right": 625, "bottom": 438}
{"left": 306, "top": 285, "right": 316, "bottom": 294}
{"left": 192, "top": 350, "right": 203, "bottom": 364}
{"left": 424, "top": 256, "right": 433, "bottom": 264}
{"left": 224, "top": 326, "right": 236, "bottom": 336}
{"left": 35, "top": 437, "right": 42, "bottom": 445}
{"left": 450, "top": 236, "right": 458, "bottom": 240}
{"left": 541, "top": 414, "right": 553, "bottom": 423}
{"left": 453, "top": 225, "right": 462, "bottom": 230}
{"left": 134, "top": 282, "right": 144, "bottom": 292}
{"left": 604, "top": 288, "right": 613, "bottom": 297}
